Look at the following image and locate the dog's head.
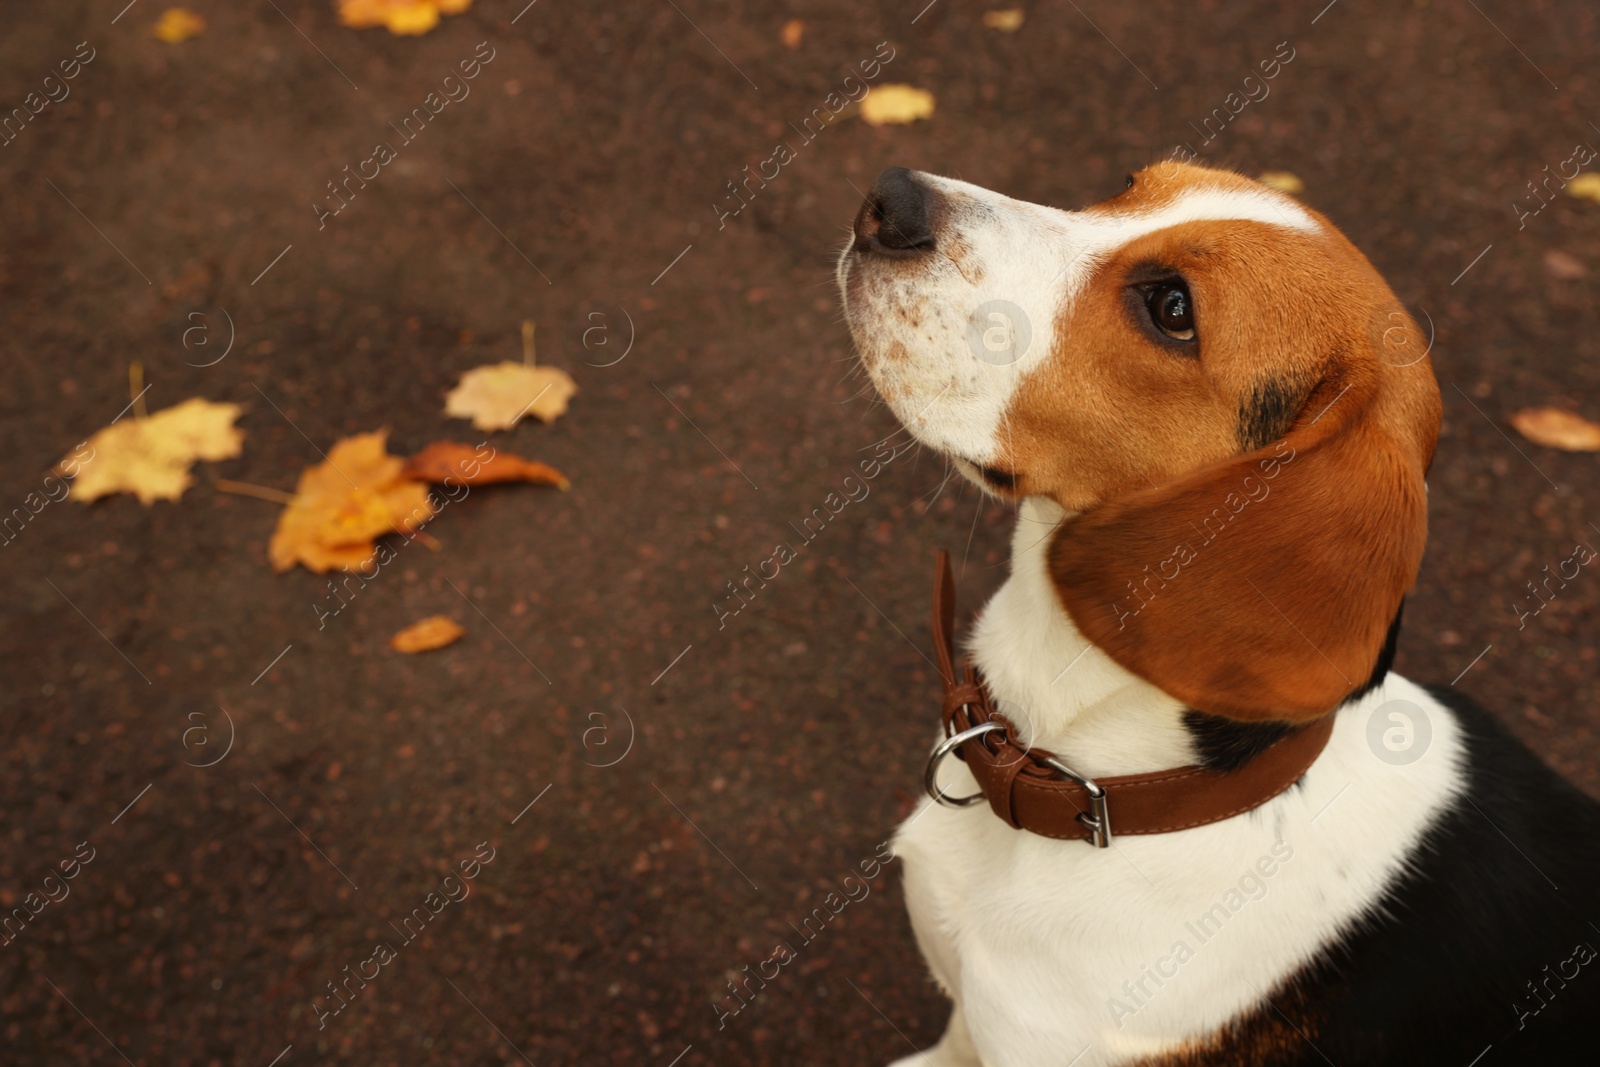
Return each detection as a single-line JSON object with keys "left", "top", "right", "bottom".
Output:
{"left": 838, "top": 161, "right": 1441, "bottom": 722}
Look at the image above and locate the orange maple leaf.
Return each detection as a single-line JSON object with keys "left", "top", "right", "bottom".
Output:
{"left": 269, "top": 432, "right": 437, "bottom": 574}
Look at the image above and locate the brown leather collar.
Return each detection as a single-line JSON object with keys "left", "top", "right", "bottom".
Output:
{"left": 928, "top": 550, "right": 1335, "bottom": 846}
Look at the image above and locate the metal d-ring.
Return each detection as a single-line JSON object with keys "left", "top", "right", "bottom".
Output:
{"left": 1041, "top": 755, "right": 1112, "bottom": 848}
{"left": 925, "top": 720, "right": 1006, "bottom": 808}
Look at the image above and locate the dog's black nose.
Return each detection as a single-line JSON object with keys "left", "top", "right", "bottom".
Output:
{"left": 853, "top": 167, "right": 936, "bottom": 255}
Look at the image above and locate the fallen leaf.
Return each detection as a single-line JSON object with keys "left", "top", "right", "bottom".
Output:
{"left": 1543, "top": 249, "right": 1587, "bottom": 280}
{"left": 1566, "top": 173, "right": 1600, "bottom": 204}
{"left": 1510, "top": 407, "right": 1600, "bottom": 452}
{"left": 445, "top": 362, "right": 576, "bottom": 431}
{"left": 153, "top": 8, "right": 206, "bottom": 42}
{"left": 64, "top": 397, "right": 243, "bottom": 505}
{"left": 860, "top": 85, "right": 936, "bottom": 127}
{"left": 781, "top": 19, "right": 805, "bottom": 49}
{"left": 269, "top": 431, "right": 437, "bottom": 574}
{"left": 1258, "top": 171, "right": 1305, "bottom": 195}
{"left": 983, "top": 8, "right": 1025, "bottom": 31}
{"left": 446, "top": 320, "right": 577, "bottom": 431}
{"left": 404, "top": 442, "right": 569, "bottom": 489}
{"left": 336, "top": 0, "right": 472, "bottom": 36}
{"left": 390, "top": 615, "right": 465, "bottom": 653}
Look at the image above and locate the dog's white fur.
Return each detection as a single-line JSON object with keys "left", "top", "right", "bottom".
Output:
{"left": 839, "top": 176, "right": 1466, "bottom": 1066}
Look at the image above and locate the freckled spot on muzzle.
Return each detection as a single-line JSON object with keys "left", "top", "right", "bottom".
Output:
{"left": 894, "top": 297, "right": 929, "bottom": 330}
{"left": 941, "top": 235, "right": 985, "bottom": 285}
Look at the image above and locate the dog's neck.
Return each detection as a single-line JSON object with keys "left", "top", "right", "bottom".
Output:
{"left": 966, "top": 496, "right": 1202, "bottom": 778}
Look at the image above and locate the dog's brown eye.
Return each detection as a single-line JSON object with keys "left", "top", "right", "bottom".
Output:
{"left": 1125, "top": 173, "right": 1135, "bottom": 190}
{"left": 1146, "top": 283, "right": 1195, "bottom": 341}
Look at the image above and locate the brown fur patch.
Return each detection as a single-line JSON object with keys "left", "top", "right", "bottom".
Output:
{"left": 988, "top": 161, "right": 1441, "bottom": 720}
{"left": 1129, "top": 977, "right": 1322, "bottom": 1066}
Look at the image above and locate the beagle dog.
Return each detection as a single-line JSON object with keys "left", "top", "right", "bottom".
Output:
{"left": 837, "top": 163, "right": 1600, "bottom": 1066}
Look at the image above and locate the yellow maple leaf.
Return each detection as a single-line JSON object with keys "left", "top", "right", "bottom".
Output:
{"left": 1258, "top": 171, "right": 1306, "bottom": 195}
{"left": 390, "top": 615, "right": 465, "bottom": 653}
{"left": 269, "top": 432, "right": 437, "bottom": 574}
{"left": 1510, "top": 407, "right": 1600, "bottom": 452}
{"left": 983, "top": 9, "right": 1026, "bottom": 32}
{"left": 861, "top": 84, "right": 936, "bottom": 127}
{"left": 154, "top": 8, "right": 206, "bottom": 43}
{"left": 444, "top": 363, "right": 576, "bottom": 431}
{"left": 1567, "top": 173, "right": 1600, "bottom": 204}
{"left": 336, "top": 0, "right": 472, "bottom": 36}
{"left": 64, "top": 397, "right": 243, "bottom": 505}
{"left": 444, "top": 321, "right": 576, "bottom": 431}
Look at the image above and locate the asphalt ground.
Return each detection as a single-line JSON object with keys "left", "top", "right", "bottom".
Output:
{"left": 1, "top": 1, "right": 1597, "bottom": 1064}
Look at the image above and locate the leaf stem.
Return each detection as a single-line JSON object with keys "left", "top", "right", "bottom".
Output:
{"left": 130, "top": 361, "right": 148, "bottom": 420}
{"left": 214, "top": 479, "right": 297, "bottom": 505}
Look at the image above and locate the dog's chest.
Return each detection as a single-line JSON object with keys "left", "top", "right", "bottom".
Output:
{"left": 897, "top": 665, "right": 1463, "bottom": 1066}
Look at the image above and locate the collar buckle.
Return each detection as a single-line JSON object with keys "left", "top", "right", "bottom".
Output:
{"left": 1040, "top": 756, "right": 1112, "bottom": 847}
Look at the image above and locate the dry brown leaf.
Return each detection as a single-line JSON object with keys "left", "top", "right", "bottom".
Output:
{"left": 1566, "top": 173, "right": 1600, "bottom": 204}
{"left": 1510, "top": 407, "right": 1600, "bottom": 452}
{"left": 336, "top": 0, "right": 471, "bottom": 36}
{"left": 1258, "top": 171, "right": 1305, "bottom": 195}
{"left": 444, "top": 362, "right": 576, "bottom": 431}
{"left": 1543, "top": 249, "right": 1587, "bottom": 280}
{"left": 269, "top": 431, "right": 437, "bottom": 574}
{"left": 390, "top": 615, "right": 465, "bottom": 653}
{"left": 153, "top": 8, "right": 205, "bottom": 42}
{"left": 860, "top": 85, "right": 936, "bottom": 126}
{"left": 403, "top": 442, "right": 569, "bottom": 489}
{"left": 983, "top": 9, "right": 1026, "bottom": 31}
{"left": 64, "top": 397, "right": 243, "bottom": 505}
{"left": 781, "top": 19, "right": 805, "bottom": 49}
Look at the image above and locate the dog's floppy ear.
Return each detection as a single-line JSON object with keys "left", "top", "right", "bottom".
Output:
{"left": 1049, "top": 347, "right": 1440, "bottom": 722}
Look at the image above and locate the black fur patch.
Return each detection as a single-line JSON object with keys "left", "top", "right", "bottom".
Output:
{"left": 1238, "top": 378, "right": 1304, "bottom": 451}
{"left": 1249, "top": 687, "right": 1600, "bottom": 1065}
{"left": 976, "top": 464, "right": 1017, "bottom": 490}
{"left": 1182, "top": 710, "right": 1299, "bottom": 773}
{"left": 1347, "top": 600, "right": 1405, "bottom": 704}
